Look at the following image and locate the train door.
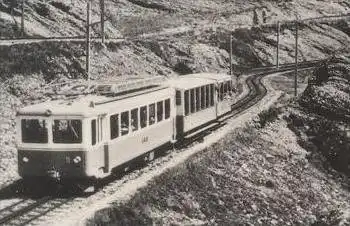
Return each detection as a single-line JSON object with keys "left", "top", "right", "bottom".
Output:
{"left": 97, "top": 114, "right": 110, "bottom": 174}
{"left": 91, "top": 115, "right": 110, "bottom": 175}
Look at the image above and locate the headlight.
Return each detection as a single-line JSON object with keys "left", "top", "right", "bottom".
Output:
{"left": 22, "top": 157, "right": 29, "bottom": 163}
{"left": 73, "top": 156, "right": 81, "bottom": 164}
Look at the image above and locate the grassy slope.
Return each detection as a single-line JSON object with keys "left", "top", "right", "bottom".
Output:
{"left": 87, "top": 59, "right": 350, "bottom": 225}
{"left": 0, "top": 0, "right": 349, "bottom": 191}
{"left": 88, "top": 99, "right": 350, "bottom": 225}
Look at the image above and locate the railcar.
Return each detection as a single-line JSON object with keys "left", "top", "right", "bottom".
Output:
{"left": 17, "top": 85, "right": 175, "bottom": 184}
{"left": 16, "top": 73, "right": 236, "bottom": 188}
{"left": 168, "top": 73, "right": 236, "bottom": 139}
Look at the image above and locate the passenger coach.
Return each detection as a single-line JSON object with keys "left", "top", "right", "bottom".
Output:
{"left": 16, "top": 73, "right": 236, "bottom": 187}
{"left": 17, "top": 85, "right": 175, "bottom": 182}
{"left": 168, "top": 73, "right": 235, "bottom": 139}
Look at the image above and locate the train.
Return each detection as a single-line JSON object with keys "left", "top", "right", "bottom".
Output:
{"left": 16, "top": 73, "right": 236, "bottom": 189}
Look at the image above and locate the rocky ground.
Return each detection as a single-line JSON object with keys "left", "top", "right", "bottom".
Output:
{"left": 290, "top": 56, "right": 350, "bottom": 177}
{"left": 88, "top": 59, "right": 350, "bottom": 225}
{"left": 87, "top": 106, "right": 350, "bottom": 225}
{"left": 0, "top": 0, "right": 349, "bottom": 224}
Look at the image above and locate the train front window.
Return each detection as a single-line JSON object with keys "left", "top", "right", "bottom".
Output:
{"left": 21, "top": 119, "right": 48, "bottom": 143}
{"left": 53, "top": 119, "right": 82, "bottom": 143}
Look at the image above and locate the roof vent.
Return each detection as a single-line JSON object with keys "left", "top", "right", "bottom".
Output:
{"left": 89, "top": 101, "right": 95, "bottom": 108}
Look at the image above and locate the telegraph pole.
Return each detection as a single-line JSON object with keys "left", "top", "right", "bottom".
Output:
{"left": 86, "top": 0, "right": 91, "bottom": 81}
{"left": 229, "top": 34, "right": 233, "bottom": 75}
{"left": 100, "top": 0, "right": 105, "bottom": 43}
{"left": 276, "top": 21, "right": 280, "bottom": 68}
{"left": 21, "top": 0, "right": 25, "bottom": 37}
{"left": 294, "top": 20, "right": 299, "bottom": 97}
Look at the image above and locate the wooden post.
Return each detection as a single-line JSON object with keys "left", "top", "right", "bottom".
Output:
{"left": 294, "top": 20, "right": 298, "bottom": 97}
{"left": 21, "top": 0, "right": 24, "bottom": 37}
{"left": 86, "top": 0, "right": 91, "bottom": 81}
{"left": 229, "top": 34, "right": 233, "bottom": 75}
{"left": 276, "top": 21, "right": 280, "bottom": 68}
{"left": 100, "top": 0, "right": 105, "bottom": 43}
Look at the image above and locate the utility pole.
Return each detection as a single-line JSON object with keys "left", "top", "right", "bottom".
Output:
{"left": 21, "top": 0, "right": 25, "bottom": 37}
{"left": 294, "top": 20, "right": 299, "bottom": 97}
{"left": 86, "top": 0, "right": 91, "bottom": 82}
{"left": 276, "top": 21, "right": 280, "bottom": 68}
{"left": 100, "top": 0, "right": 105, "bottom": 43}
{"left": 229, "top": 34, "right": 233, "bottom": 75}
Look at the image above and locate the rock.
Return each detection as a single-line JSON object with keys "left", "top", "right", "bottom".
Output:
{"left": 1, "top": 124, "right": 10, "bottom": 130}
{"left": 271, "top": 219, "right": 278, "bottom": 225}
{"left": 251, "top": 204, "right": 258, "bottom": 211}
{"left": 265, "top": 180, "right": 274, "bottom": 188}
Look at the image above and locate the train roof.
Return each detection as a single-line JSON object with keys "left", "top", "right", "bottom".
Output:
{"left": 167, "top": 73, "right": 232, "bottom": 90}
{"left": 17, "top": 73, "right": 233, "bottom": 117}
{"left": 185, "top": 73, "right": 232, "bottom": 81}
{"left": 17, "top": 86, "right": 172, "bottom": 117}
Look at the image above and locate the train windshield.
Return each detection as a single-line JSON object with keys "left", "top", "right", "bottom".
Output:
{"left": 53, "top": 119, "right": 82, "bottom": 143}
{"left": 21, "top": 119, "right": 48, "bottom": 143}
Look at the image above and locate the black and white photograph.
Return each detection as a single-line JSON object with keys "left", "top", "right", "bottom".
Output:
{"left": 0, "top": 0, "right": 349, "bottom": 225}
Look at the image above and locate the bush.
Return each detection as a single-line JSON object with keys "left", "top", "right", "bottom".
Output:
{"left": 257, "top": 106, "right": 282, "bottom": 128}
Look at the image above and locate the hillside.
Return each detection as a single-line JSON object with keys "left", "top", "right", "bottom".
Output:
{"left": 0, "top": 0, "right": 349, "bottom": 216}
{"left": 289, "top": 56, "right": 350, "bottom": 176}
{"left": 88, "top": 59, "right": 350, "bottom": 225}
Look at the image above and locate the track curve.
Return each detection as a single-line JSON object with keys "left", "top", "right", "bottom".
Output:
{"left": 0, "top": 62, "right": 318, "bottom": 225}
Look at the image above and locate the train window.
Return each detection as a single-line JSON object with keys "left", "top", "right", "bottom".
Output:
{"left": 184, "top": 90, "right": 189, "bottom": 116}
{"left": 110, "top": 114, "right": 119, "bottom": 139}
{"left": 165, "top": 99, "right": 170, "bottom": 119}
{"left": 149, "top": 104, "right": 156, "bottom": 125}
{"left": 201, "top": 86, "right": 205, "bottom": 109}
{"left": 131, "top": 108, "right": 138, "bottom": 132}
{"left": 176, "top": 91, "right": 181, "bottom": 106}
{"left": 121, "top": 111, "right": 129, "bottom": 136}
{"left": 190, "top": 89, "right": 195, "bottom": 113}
{"left": 206, "top": 85, "right": 210, "bottom": 108}
{"left": 224, "top": 82, "right": 228, "bottom": 95}
{"left": 219, "top": 83, "right": 224, "bottom": 101}
{"left": 21, "top": 119, "right": 48, "bottom": 143}
{"left": 91, "top": 119, "right": 96, "bottom": 145}
{"left": 210, "top": 84, "right": 214, "bottom": 106}
{"left": 140, "top": 106, "right": 147, "bottom": 128}
{"left": 157, "top": 101, "right": 163, "bottom": 122}
{"left": 98, "top": 117, "right": 103, "bottom": 142}
{"left": 53, "top": 119, "right": 82, "bottom": 143}
{"left": 196, "top": 87, "right": 200, "bottom": 111}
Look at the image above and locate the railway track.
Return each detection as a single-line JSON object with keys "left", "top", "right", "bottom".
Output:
{"left": 0, "top": 196, "right": 72, "bottom": 225}
{"left": 0, "top": 62, "right": 318, "bottom": 226}
{"left": 183, "top": 60, "right": 318, "bottom": 145}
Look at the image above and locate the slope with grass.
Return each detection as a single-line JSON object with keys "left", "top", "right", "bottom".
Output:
{"left": 288, "top": 56, "right": 350, "bottom": 176}
{"left": 88, "top": 59, "right": 350, "bottom": 225}
{"left": 0, "top": 0, "right": 349, "bottom": 193}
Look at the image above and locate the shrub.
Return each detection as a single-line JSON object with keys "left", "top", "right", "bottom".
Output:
{"left": 257, "top": 106, "right": 281, "bottom": 128}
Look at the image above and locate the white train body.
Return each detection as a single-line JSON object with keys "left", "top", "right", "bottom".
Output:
{"left": 16, "top": 73, "right": 236, "bottom": 182}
